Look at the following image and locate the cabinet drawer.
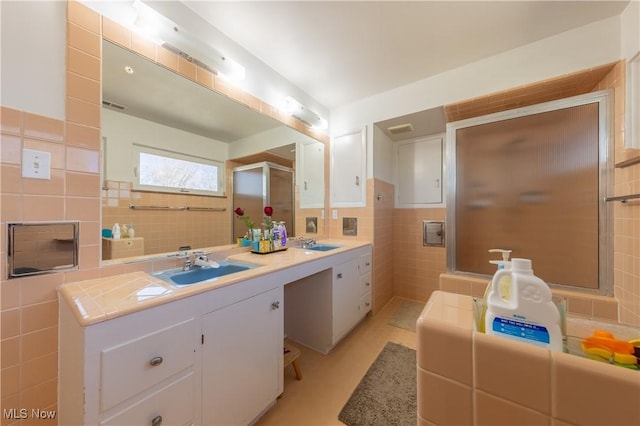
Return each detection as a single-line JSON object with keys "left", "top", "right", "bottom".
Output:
{"left": 360, "top": 292, "right": 372, "bottom": 316}
{"left": 101, "top": 371, "right": 194, "bottom": 426}
{"left": 358, "top": 254, "right": 372, "bottom": 275}
{"left": 360, "top": 272, "right": 371, "bottom": 295}
{"left": 101, "top": 318, "right": 195, "bottom": 411}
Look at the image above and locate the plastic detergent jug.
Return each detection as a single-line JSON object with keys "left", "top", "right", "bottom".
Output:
{"left": 484, "top": 258, "right": 562, "bottom": 351}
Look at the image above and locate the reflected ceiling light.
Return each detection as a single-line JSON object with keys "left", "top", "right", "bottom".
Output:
{"left": 131, "top": 0, "right": 245, "bottom": 81}
{"left": 284, "top": 97, "right": 328, "bottom": 130}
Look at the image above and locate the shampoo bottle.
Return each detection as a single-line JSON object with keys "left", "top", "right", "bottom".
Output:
{"left": 112, "top": 223, "right": 121, "bottom": 240}
{"left": 484, "top": 258, "right": 562, "bottom": 351}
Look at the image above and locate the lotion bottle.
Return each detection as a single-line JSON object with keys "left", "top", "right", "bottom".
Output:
{"left": 112, "top": 223, "right": 121, "bottom": 240}
{"left": 484, "top": 258, "right": 563, "bottom": 351}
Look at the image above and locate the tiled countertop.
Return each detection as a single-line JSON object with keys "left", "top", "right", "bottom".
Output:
{"left": 59, "top": 239, "right": 371, "bottom": 327}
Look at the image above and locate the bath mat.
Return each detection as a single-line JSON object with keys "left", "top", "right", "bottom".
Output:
{"left": 338, "top": 342, "right": 416, "bottom": 426}
{"left": 388, "top": 300, "right": 425, "bottom": 332}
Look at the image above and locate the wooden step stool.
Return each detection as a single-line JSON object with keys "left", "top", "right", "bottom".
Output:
{"left": 283, "top": 342, "right": 302, "bottom": 380}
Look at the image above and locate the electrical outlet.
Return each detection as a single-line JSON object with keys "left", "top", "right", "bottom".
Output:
{"left": 22, "top": 149, "right": 51, "bottom": 180}
{"left": 332, "top": 209, "right": 338, "bottom": 220}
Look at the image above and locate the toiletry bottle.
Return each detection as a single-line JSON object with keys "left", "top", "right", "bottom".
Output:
{"left": 128, "top": 224, "right": 135, "bottom": 238}
{"left": 484, "top": 258, "right": 563, "bottom": 351}
{"left": 112, "top": 223, "right": 121, "bottom": 239}
{"left": 280, "top": 222, "right": 287, "bottom": 247}
{"left": 478, "top": 249, "right": 512, "bottom": 332}
{"left": 120, "top": 223, "right": 129, "bottom": 238}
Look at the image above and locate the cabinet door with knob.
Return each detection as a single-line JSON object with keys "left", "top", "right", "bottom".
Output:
{"left": 201, "top": 286, "right": 283, "bottom": 426}
{"left": 395, "top": 135, "right": 444, "bottom": 207}
{"left": 299, "top": 141, "right": 325, "bottom": 208}
{"left": 332, "top": 258, "right": 362, "bottom": 342}
{"left": 331, "top": 127, "right": 366, "bottom": 207}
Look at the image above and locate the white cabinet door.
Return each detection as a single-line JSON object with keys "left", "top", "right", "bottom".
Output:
{"left": 331, "top": 127, "right": 366, "bottom": 207}
{"left": 396, "top": 135, "right": 444, "bottom": 207}
{"left": 201, "top": 286, "right": 283, "bottom": 426}
{"left": 299, "top": 141, "right": 325, "bottom": 208}
{"left": 332, "top": 259, "right": 361, "bottom": 342}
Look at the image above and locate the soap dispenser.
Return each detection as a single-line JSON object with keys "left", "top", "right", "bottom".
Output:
{"left": 478, "top": 249, "right": 512, "bottom": 333}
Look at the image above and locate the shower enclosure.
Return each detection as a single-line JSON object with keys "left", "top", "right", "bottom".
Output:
{"left": 232, "top": 162, "right": 295, "bottom": 241}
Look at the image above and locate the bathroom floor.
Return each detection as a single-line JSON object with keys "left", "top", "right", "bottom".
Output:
{"left": 256, "top": 297, "right": 419, "bottom": 426}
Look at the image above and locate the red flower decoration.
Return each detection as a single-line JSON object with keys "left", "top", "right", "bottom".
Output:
{"left": 234, "top": 207, "right": 244, "bottom": 216}
{"left": 264, "top": 206, "right": 273, "bottom": 216}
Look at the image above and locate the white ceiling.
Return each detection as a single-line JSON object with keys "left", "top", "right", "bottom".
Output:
{"left": 182, "top": 1, "right": 629, "bottom": 110}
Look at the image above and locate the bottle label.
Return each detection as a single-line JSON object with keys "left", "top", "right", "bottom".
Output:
{"left": 491, "top": 316, "right": 550, "bottom": 344}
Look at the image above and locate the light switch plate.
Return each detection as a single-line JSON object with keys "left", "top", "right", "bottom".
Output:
{"left": 332, "top": 209, "right": 338, "bottom": 220}
{"left": 22, "top": 149, "right": 51, "bottom": 180}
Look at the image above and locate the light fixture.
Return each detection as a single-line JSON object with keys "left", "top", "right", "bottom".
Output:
{"left": 284, "top": 97, "right": 328, "bottom": 130}
{"left": 131, "top": 0, "right": 245, "bottom": 81}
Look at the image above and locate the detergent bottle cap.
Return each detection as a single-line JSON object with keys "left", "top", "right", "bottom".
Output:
{"left": 511, "top": 258, "right": 533, "bottom": 273}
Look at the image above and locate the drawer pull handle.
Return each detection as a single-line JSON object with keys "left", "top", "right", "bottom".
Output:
{"left": 271, "top": 301, "right": 280, "bottom": 310}
{"left": 151, "top": 415, "right": 163, "bottom": 426}
{"left": 365, "top": 302, "right": 371, "bottom": 307}
{"left": 149, "top": 356, "right": 163, "bottom": 366}
{"left": 365, "top": 262, "right": 370, "bottom": 266}
{"left": 365, "top": 282, "right": 370, "bottom": 287}
{"left": 337, "top": 273, "right": 343, "bottom": 279}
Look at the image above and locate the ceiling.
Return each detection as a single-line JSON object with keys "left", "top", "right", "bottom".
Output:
{"left": 181, "top": 1, "right": 629, "bottom": 110}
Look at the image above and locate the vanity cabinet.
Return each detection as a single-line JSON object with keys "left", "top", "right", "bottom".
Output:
{"left": 201, "top": 286, "right": 283, "bottom": 425}
{"left": 59, "top": 242, "right": 372, "bottom": 425}
{"left": 58, "top": 296, "right": 198, "bottom": 426}
{"left": 284, "top": 245, "right": 372, "bottom": 354}
{"left": 59, "top": 278, "right": 283, "bottom": 426}
{"left": 298, "top": 141, "right": 325, "bottom": 208}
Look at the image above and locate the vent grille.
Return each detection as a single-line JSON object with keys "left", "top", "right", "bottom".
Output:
{"left": 387, "top": 123, "right": 414, "bottom": 135}
{"left": 102, "top": 100, "right": 126, "bottom": 110}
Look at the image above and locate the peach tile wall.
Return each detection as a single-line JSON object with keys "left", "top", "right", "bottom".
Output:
{"left": 393, "top": 208, "right": 447, "bottom": 303}
{"left": 593, "top": 62, "right": 640, "bottom": 327}
{"left": 101, "top": 180, "right": 230, "bottom": 255}
{"left": 372, "top": 179, "right": 394, "bottom": 314}
{"left": 417, "top": 291, "right": 640, "bottom": 426}
{"left": 1, "top": 3, "right": 103, "bottom": 419}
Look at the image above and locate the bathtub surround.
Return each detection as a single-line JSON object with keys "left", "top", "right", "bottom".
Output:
{"left": 417, "top": 291, "right": 640, "bottom": 425}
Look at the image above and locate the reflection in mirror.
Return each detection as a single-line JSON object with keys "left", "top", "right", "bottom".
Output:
{"left": 100, "top": 40, "right": 324, "bottom": 260}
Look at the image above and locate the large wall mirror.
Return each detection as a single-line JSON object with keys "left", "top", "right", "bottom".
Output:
{"left": 101, "top": 40, "right": 325, "bottom": 261}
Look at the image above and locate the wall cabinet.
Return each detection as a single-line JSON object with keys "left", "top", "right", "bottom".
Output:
{"left": 298, "top": 141, "right": 325, "bottom": 208}
{"left": 331, "top": 127, "right": 366, "bottom": 207}
{"left": 201, "top": 287, "right": 283, "bottom": 425}
{"left": 396, "top": 135, "right": 444, "bottom": 207}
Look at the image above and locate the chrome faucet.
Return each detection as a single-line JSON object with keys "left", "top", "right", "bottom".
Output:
{"left": 181, "top": 254, "right": 193, "bottom": 271}
{"left": 301, "top": 238, "right": 316, "bottom": 248}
